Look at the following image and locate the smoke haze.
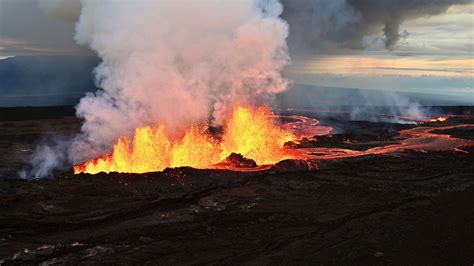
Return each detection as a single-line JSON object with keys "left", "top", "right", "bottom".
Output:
{"left": 281, "top": 0, "right": 470, "bottom": 54}
{"left": 37, "top": 0, "right": 80, "bottom": 21}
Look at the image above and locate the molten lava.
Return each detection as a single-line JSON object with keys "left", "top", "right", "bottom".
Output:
{"left": 430, "top": 116, "right": 448, "bottom": 122}
{"left": 74, "top": 106, "right": 296, "bottom": 174}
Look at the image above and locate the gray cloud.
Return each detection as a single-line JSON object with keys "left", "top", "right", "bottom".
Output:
{"left": 37, "top": 0, "right": 81, "bottom": 21}
{"left": 0, "top": 0, "right": 470, "bottom": 58}
{"left": 281, "top": 0, "right": 471, "bottom": 56}
{"left": 0, "top": 0, "right": 87, "bottom": 55}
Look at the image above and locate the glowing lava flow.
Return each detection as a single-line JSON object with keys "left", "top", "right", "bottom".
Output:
{"left": 73, "top": 106, "right": 297, "bottom": 174}
{"left": 430, "top": 116, "right": 448, "bottom": 122}
{"left": 298, "top": 124, "right": 474, "bottom": 160}
{"left": 275, "top": 114, "right": 332, "bottom": 139}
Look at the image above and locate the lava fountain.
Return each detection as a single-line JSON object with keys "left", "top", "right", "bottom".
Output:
{"left": 73, "top": 106, "right": 297, "bottom": 174}
{"left": 73, "top": 105, "right": 474, "bottom": 175}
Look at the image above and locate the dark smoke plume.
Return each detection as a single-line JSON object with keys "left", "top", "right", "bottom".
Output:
{"left": 281, "top": 0, "right": 470, "bottom": 54}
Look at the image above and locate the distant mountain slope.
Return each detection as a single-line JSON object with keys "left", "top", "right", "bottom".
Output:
{"left": 0, "top": 56, "right": 99, "bottom": 106}
{"left": 0, "top": 56, "right": 470, "bottom": 107}
{"left": 275, "top": 84, "right": 472, "bottom": 108}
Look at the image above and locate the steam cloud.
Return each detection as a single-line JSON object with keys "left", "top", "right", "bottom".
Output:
{"left": 29, "top": 0, "right": 290, "bottom": 177}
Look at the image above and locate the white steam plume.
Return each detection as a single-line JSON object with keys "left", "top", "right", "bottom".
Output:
{"left": 29, "top": 0, "right": 290, "bottom": 176}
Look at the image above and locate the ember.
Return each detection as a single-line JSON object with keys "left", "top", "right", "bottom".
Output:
{"left": 73, "top": 106, "right": 296, "bottom": 174}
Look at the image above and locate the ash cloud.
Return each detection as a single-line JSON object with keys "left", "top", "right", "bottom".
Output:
{"left": 281, "top": 0, "right": 471, "bottom": 54}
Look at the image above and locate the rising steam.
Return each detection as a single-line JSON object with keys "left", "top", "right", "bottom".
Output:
{"left": 28, "top": 0, "right": 289, "bottom": 177}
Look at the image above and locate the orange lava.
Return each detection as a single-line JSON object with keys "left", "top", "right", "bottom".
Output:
{"left": 430, "top": 116, "right": 448, "bottom": 122}
{"left": 276, "top": 114, "right": 332, "bottom": 139}
{"left": 298, "top": 124, "right": 474, "bottom": 160}
{"left": 73, "top": 105, "right": 296, "bottom": 174}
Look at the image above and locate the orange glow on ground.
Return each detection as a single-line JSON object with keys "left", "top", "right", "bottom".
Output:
{"left": 430, "top": 116, "right": 448, "bottom": 122}
{"left": 73, "top": 105, "right": 297, "bottom": 174}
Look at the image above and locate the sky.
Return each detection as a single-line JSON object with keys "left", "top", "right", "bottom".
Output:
{"left": 284, "top": 3, "right": 473, "bottom": 104}
{"left": 0, "top": 0, "right": 86, "bottom": 56}
{"left": 0, "top": 0, "right": 473, "bottom": 105}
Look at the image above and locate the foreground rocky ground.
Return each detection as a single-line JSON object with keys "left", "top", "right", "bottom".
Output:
{"left": 0, "top": 107, "right": 473, "bottom": 265}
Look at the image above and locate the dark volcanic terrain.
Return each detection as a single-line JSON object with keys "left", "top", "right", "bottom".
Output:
{"left": 0, "top": 106, "right": 473, "bottom": 265}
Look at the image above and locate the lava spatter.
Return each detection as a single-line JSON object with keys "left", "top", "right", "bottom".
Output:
{"left": 73, "top": 105, "right": 298, "bottom": 174}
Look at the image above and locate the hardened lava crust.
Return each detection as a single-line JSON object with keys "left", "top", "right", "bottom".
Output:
{"left": 0, "top": 106, "right": 473, "bottom": 265}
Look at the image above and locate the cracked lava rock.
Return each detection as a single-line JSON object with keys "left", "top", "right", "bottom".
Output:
{"left": 0, "top": 106, "right": 473, "bottom": 265}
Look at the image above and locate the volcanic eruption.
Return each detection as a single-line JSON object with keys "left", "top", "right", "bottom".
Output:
{"left": 73, "top": 105, "right": 297, "bottom": 174}
{"left": 26, "top": 0, "right": 297, "bottom": 177}
{"left": 2, "top": 1, "right": 474, "bottom": 264}
{"left": 28, "top": 0, "right": 473, "bottom": 178}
